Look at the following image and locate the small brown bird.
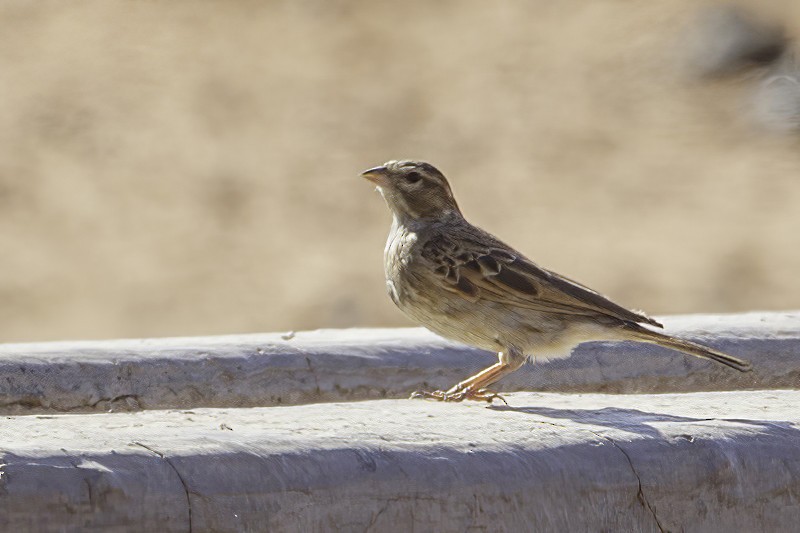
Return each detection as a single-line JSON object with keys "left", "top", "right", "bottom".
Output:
{"left": 362, "top": 160, "right": 752, "bottom": 402}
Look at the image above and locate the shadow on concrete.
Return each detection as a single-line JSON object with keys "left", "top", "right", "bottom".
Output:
{"left": 488, "top": 404, "right": 795, "bottom": 438}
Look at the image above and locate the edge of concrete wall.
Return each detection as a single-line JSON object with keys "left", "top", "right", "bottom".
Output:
{"left": 0, "top": 310, "right": 798, "bottom": 413}
{"left": 2, "top": 391, "right": 799, "bottom": 532}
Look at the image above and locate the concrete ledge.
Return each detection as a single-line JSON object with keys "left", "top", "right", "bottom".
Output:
{"left": 1, "top": 390, "right": 799, "bottom": 532}
{"left": 0, "top": 311, "right": 798, "bottom": 413}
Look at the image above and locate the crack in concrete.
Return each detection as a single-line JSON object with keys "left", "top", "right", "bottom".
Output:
{"left": 0, "top": 394, "right": 142, "bottom": 415}
{"left": 89, "top": 394, "right": 141, "bottom": 410}
{"left": 365, "top": 501, "right": 390, "bottom": 532}
{"left": 520, "top": 412, "right": 669, "bottom": 530}
{"left": 590, "top": 431, "right": 666, "bottom": 533}
{"left": 133, "top": 442, "right": 193, "bottom": 533}
{"left": 305, "top": 357, "right": 321, "bottom": 394}
{"left": 83, "top": 477, "right": 94, "bottom": 508}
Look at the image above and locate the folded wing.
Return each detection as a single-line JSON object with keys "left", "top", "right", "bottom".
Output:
{"left": 421, "top": 233, "right": 663, "bottom": 328}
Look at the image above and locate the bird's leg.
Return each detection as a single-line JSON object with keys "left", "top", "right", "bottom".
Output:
{"left": 446, "top": 362, "right": 513, "bottom": 401}
{"left": 411, "top": 350, "right": 524, "bottom": 403}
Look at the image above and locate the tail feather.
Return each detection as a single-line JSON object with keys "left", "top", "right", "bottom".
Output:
{"left": 629, "top": 328, "right": 752, "bottom": 372}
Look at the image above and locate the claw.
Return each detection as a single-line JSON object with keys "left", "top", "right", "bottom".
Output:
{"left": 410, "top": 388, "right": 507, "bottom": 404}
{"left": 470, "top": 388, "right": 508, "bottom": 405}
{"left": 410, "top": 390, "right": 460, "bottom": 401}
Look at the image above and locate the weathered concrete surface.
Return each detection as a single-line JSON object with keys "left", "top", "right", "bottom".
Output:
{"left": 1, "top": 390, "right": 798, "bottom": 532}
{"left": 0, "top": 311, "right": 798, "bottom": 413}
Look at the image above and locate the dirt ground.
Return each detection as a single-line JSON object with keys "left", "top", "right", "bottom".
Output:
{"left": 0, "top": 1, "right": 798, "bottom": 343}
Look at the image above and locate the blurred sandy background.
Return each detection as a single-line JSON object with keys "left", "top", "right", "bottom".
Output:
{"left": 1, "top": 1, "right": 798, "bottom": 343}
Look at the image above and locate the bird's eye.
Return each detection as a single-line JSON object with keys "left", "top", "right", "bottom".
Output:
{"left": 405, "top": 171, "right": 422, "bottom": 184}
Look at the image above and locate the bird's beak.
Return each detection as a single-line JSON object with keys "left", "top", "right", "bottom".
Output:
{"left": 361, "top": 165, "right": 389, "bottom": 185}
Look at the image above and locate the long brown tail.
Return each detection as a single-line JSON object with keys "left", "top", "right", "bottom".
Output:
{"left": 627, "top": 327, "right": 752, "bottom": 372}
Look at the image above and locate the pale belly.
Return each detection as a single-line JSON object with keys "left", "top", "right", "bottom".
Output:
{"left": 390, "top": 271, "right": 620, "bottom": 362}
{"left": 383, "top": 222, "right": 622, "bottom": 362}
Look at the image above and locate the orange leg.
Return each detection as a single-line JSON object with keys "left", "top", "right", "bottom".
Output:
{"left": 411, "top": 353, "right": 523, "bottom": 403}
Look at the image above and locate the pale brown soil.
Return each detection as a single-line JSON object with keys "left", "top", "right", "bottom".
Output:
{"left": 0, "top": 1, "right": 798, "bottom": 342}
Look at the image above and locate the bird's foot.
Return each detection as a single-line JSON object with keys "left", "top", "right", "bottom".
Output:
{"left": 469, "top": 388, "right": 508, "bottom": 405}
{"left": 410, "top": 388, "right": 507, "bottom": 404}
{"left": 409, "top": 389, "right": 455, "bottom": 401}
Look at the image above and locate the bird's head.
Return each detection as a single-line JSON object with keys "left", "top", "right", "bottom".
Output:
{"left": 361, "top": 160, "right": 461, "bottom": 222}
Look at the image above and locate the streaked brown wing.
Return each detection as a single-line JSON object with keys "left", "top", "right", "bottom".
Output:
{"left": 421, "top": 233, "right": 662, "bottom": 328}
